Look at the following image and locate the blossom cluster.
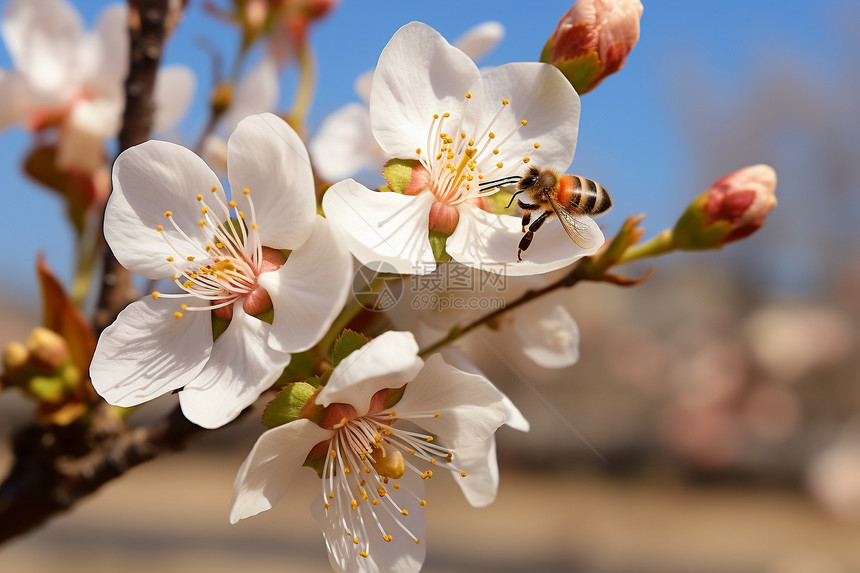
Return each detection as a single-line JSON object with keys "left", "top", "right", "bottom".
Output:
{"left": 0, "top": 1, "right": 780, "bottom": 573}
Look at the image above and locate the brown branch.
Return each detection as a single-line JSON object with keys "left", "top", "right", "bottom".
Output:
{"left": 0, "top": 403, "right": 211, "bottom": 545}
{"left": 94, "top": 0, "right": 177, "bottom": 334}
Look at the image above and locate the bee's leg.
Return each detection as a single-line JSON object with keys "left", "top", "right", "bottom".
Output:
{"left": 518, "top": 200, "right": 540, "bottom": 232}
{"left": 517, "top": 210, "right": 552, "bottom": 261}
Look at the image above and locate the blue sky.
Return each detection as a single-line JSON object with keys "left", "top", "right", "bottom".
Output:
{"left": 1, "top": 0, "right": 857, "bottom": 308}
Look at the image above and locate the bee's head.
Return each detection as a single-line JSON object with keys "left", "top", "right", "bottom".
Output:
{"left": 518, "top": 166, "right": 542, "bottom": 190}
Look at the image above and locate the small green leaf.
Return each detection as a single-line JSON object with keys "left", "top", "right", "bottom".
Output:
{"left": 303, "top": 454, "right": 326, "bottom": 478}
{"left": 332, "top": 330, "right": 370, "bottom": 368}
{"left": 275, "top": 350, "right": 315, "bottom": 386}
{"left": 262, "top": 381, "right": 317, "bottom": 428}
{"left": 212, "top": 314, "right": 230, "bottom": 341}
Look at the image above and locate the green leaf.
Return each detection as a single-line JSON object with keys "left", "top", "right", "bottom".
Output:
{"left": 332, "top": 330, "right": 370, "bottom": 368}
{"left": 261, "top": 382, "right": 317, "bottom": 428}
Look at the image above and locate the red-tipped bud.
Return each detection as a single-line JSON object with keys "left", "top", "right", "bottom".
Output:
{"left": 541, "top": 0, "right": 643, "bottom": 94}
{"left": 673, "top": 164, "right": 777, "bottom": 250}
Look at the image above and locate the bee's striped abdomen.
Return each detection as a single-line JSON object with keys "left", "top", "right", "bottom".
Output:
{"left": 558, "top": 174, "right": 612, "bottom": 215}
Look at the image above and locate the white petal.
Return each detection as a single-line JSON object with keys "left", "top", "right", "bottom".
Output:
{"left": 2, "top": 0, "right": 83, "bottom": 99}
{"left": 226, "top": 57, "right": 280, "bottom": 132}
{"left": 515, "top": 303, "right": 580, "bottom": 368}
{"left": 453, "top": 21, "right": 504, "bottom": 62}
{"left": 310, "top": 468, "right": 427, "bottom": 573}
{"left": 230, "top": 419, "right": 334, "bottom": 524}
{"left": 227, "top": 113, "right": 316, "bottom": 249}
{"left": 56, "top": 98, "right": 120, "bottom": 173}
{"left": 90, "top": 297, "right": 213, "bottom": 407}
{"left": 353, "top": 69, "right": 373, "bottom": 103}
{"left": 318, "top": 331, "right": 423, "bottom": 417}
{"left": 81, "top": 3, "right": 128, "bottom": 99}
{"left": 0, "top": 71, "right": 27, "bottom": 129}
{"left": 440, "top": 347, "right": 530, "bottom": 432}
{"left": 322, "top": 180, "right": 436, "bottom": 275}
{"left": 153, "top": 65, "right": 196, "bottom": 135}
{"left": 446, "top": 203, "right": 603, "bottom": 276}
{"left": 179, "top": 305, "right": 292, "bottom": 429}
{"left": 106, "top": 140, "right": 225, "bottom": 280}
{"left": 259, "top": 216, "right": 352, "bottom": 353}
{"left": 310, "top": 103, "right": 383, "bottom": 181}
{"left": 370, "top": 21, "right": 482, "bottom": 160}
{"left": 479, "top": 62, "right": 580, "bottom": 173}
{"left": 451, "top": 437, "right": 499, "bottom": 508}
{"left": 394, "top": 354, "right": 505, "bottom": 449}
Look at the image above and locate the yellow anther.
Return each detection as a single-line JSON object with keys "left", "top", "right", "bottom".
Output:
{"left": 497, "top": 162, "right": 504, "bottom": 169}
{"left": 198, "top": 220, "right": 206, "bottom": 227}
{"left": 216, "top": 242, "right": 224, "bottom": 248}
{"left": 419, "top": 499, "right": 427, "bottom": 506}
{"left": 377, "top": 487, "right": 386, "bottom": 496}
{"left": 238, "top": 211, "right": 245, "bottom": 219}
{"left": 401, "top": 509, "right": 409, "bottom": 516}
{"left": 468, "top": 138, "right": 475, "bottom": 146}
{"left": 329, "top": 449, "right": 337, "bottom": 457}
{"left": 353, "top": 537, "right": 359, "bottom": 545}
{"left": 359, "top": 551, "right": 369, "bottom": 558}
{"left": 364, "top": 466, "right": 371, "bottom": 473}
{"left": 242, "top": 188, "right": 250, "bottom": 195}
{"left": 415, "top": 539, "right": 421, "bottom": 545}
{"left": 534, "top": 142, "right": 541, "bottom": 149}
{"left": 446, "top": 453, "right": 453, "bottom": 462}
{"left": 460, "top": 132, "right": 466, "bottom": 139}
{"left": 164, "top": 210, "right": 173, "bottom": 217}
{"left": 372, "top": 499, "right": 379, "bottom": 505}
{"left": 187, "top": 256, "right": 195, "bottom": 261}
{"left": 350, "top": 499, "right": 358, "bottom": 509}
{"left": 324, "top": 502, "right": 329, "bottom": 509}
{"left": 461, "top": 471, "right": 468, "bottom": 477}
{"left": 393, "top": 484, "right": 400, "bottom": 490}
{"left": 183, "top": 280, "right": 193, "bottom": 288}
{"left": 251, "top": 223, "right": 258, "bottom": 230}
{"left": 344, "top": 466, "right": 351, "bottom": 474}
{"left": 361, "top": 491, "right": 368, "bottom": 500}
{"left": 408, "top": 449, "right": 415, "bottom": 455}
{"left": 465, "top": 92, "right": 472, "bottom": 99}
{"left": 181, "top": 304, "right": 188, "bottom": 310}
{"left": 340, "top": 417, "right": 349, "bottom": 425}
{"left": 443, "top": 112, "right": 450, "bottom": 117}
{"left": 488, "top": 132, "right": 496, "bottom": 139}
{"left": 166, "top": 256, "right": 174, "bottom": 262}
{"left": 383, "top": 534, "right": 393, "bottom": 542}
{"left": 502, "top": 99, "right": 510, "bottom": 105}
{"left": 434, "top": 413, "right": 441, "bottom": 418}
{"left": 374, "top": 434, "right": 382, "bottom": 442}
{"left": 151, "top": 291, "right": 160, "bottom": 299}
{"left": 360, "top": 480, "right": 366, "bottom": 486}
{"left": 201, "top": 207, "right": 208, "bottom": 214}
{"left": 430, "top": 459, "right": 436, "bottom": 465}
{"left": 521, "top": 119, "right": 528, "bottom": 126}
{"left": 196, "top": 194, "right": 203, "bottom": 201}
{"left": 210, "top": 185, "right": 217, "bottom": 193}
{"left": 415, "top": 147, "right": 421, "bottom": 154}
{"left": 433, "top": 113, "right": 439, "bottom": 119}
{"left": 156, "top": 224, "right": 164, "bottom": 232}
{"left": 328, "top": 492, "right": 334, "bottom": 498}
{"left": 426, "top": 436, "right": 433, "bottom": 442}
{"left": 523, "top": 157, "right": 531, "bottom": 163}
{"left": 174, "top": 312, "right": 184, "bottom": 319}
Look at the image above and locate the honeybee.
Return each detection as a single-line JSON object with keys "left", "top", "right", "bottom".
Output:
{"left": 481, "top": 166, "right": 613, "bottom": 261}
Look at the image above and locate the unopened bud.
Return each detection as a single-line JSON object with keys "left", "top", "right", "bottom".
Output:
{"left": 541, "top": 0, "right": 643, "bottom": 94}
{"left": 673, "top": 164, "right": 777, "bottom": 250}
{"left": 27, "top": 327, "right": 69, "bottom": 369}
{"left": 382, "top": 159, "right": 430, "bottom": 196}
{"left": 3, "top": 341, "right": 29, "bottom": 371}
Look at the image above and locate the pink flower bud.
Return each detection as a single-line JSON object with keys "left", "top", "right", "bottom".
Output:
{"left": 541, "top": 0, "right": 643, "bottom": 94}
{"left": 673, "top": 164, "right": 777, "bottom": 250}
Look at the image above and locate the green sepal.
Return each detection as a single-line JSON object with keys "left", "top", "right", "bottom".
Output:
{"left": 332, "top": 330, "right": 371, "bottom": 368}
{"left": 384, "top": 385, "right": 406, "bottom": 409}
{"left": 274, "top": 350, "right": 315, "bottom": 386}
{"left": 254, "top": 307, "right": 274, "bottom": 324}
{"left": 553, "top": 52, "right": 601, "bottom": 95}
{"left": 28, "top": 375, "right": 67, "bottom": 403}
{"left": 383, "top": 158, "right": 421, "bottom": 194}
{"left": 212, "top": 315, "right": 230, "bottom": 341}
{"left": 482, "top": 188, "right": 516, "bottom": 215}
{"left": 428, "top": 231, "right": 452, "bottom": 264}
{"left": 672, "top": 194, "right": 731, "bottom": 251}
{"left": 262, "top": 381, "right": 318, "bottom": 428}
{"left": 303, "top": 454, "right": 326, "bottom": 478}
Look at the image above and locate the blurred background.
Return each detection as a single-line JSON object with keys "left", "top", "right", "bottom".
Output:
{"left": 2, "top": 0, "right": 860, "bottom": 572}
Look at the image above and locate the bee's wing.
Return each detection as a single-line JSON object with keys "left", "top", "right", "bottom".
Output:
{"left": 547, "top": 194, "right": 601, "bottom": 250}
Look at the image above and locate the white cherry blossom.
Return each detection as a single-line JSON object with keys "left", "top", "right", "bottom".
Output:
{"left": 322, "top": 22, "right": 603, "bottom": 276}
{"left": 230, "top": 331, "right": 506, "bottom": 573}
{"left": 0, "top": 0, "right": 193, "bottom": 174}
{"left": 90, "top": 113, "right": 352, "bottom": 429}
